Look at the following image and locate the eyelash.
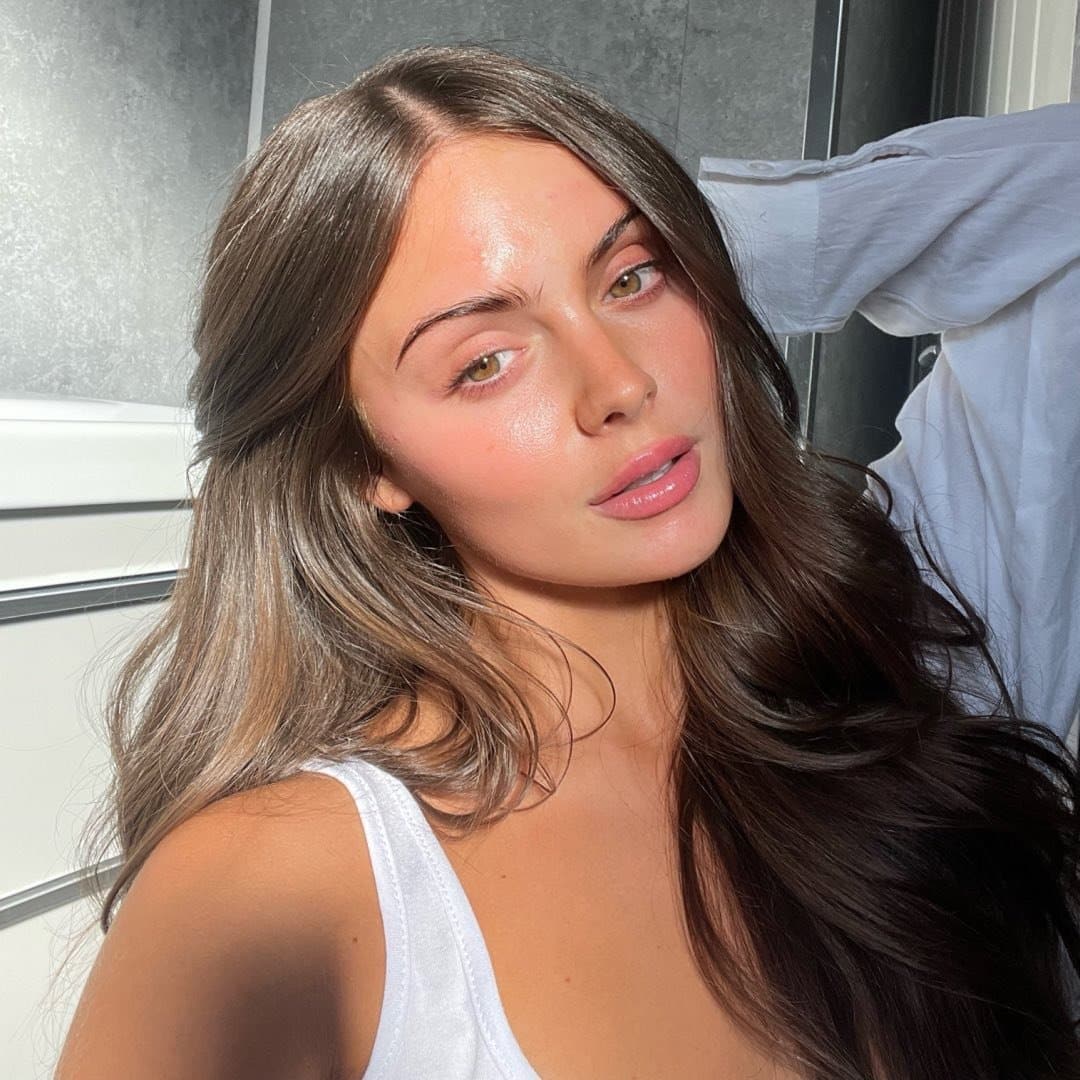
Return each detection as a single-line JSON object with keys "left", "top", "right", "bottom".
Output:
{"left": 443, "top": 257, "right": 668, "bottom": 398}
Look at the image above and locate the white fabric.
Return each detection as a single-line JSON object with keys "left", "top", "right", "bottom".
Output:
{"left": 700, "top": 102, "right": 1080, "bottom": 745}
{"left": 299, "top": 755, "right": 541, "bottom": 1079}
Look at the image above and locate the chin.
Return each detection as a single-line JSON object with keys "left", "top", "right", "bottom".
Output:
{"left": 601, "top": 536, "right": 728, "bottom": 588}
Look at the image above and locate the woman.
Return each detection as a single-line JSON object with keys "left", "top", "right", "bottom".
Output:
{"left": 58, "top": 44, "right": 1080, "bottom": 1079}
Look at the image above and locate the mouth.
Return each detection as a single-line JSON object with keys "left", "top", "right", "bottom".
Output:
{"left": 590, "top": 444, "right": 701, "bottom": 519}
{"left": 612, "top": 452, "right": 686, "bottom": 495}
{"left": 590, "top": 434, "right": 697, "bottom": 505}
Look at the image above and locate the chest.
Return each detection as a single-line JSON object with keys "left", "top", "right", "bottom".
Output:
{"left": 431, "top": 770, "right": 804, "bottom": 1080}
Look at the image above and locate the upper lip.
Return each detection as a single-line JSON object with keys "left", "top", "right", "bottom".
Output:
{"left": 589, "top": 435, "right": 696, "bottom": 505}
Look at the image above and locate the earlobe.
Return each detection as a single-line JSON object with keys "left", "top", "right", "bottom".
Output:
{"left": 369, "top": 473, "right": 414, "bottom": 515}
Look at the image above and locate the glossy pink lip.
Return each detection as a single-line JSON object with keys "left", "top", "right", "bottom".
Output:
{"left": 592, "top": 445, "right": 700, "bottom": 519}
{"left": 589, "top": 434, "right": 697, "bottom": 505}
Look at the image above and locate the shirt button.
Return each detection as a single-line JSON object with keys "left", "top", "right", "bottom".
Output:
{"left": 747, "top": 160, "right": 773, "bottom": 172}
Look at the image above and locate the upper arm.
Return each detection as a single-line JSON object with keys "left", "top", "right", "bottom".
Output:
{"left": 55, "top": 777, "right": 364, "bottom": 1080}
{"left": 699, "top": 103, "right": 1080, "bottom": 339}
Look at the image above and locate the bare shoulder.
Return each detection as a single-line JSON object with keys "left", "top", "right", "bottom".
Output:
{"left": 172, "top": 768, "right": 383, "bottom": 928}
{"left": 57, "top": 769, "right": 385, "bottom": 1080}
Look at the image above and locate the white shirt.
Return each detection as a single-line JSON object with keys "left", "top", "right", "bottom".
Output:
{"left": 697, "top": 102, "right": 1080, "bottom": 745}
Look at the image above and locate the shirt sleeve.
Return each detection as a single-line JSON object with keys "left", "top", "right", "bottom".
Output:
{"left": 697, "top": 103, "right": 1080, "bottom": 742}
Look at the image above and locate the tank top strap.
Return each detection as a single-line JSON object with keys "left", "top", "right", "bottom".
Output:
{"left": 300, "top": 755, "right": 411, "bottom": 1073}
{"left": 299, "top": 754, "right": 541, "bottom": 1079}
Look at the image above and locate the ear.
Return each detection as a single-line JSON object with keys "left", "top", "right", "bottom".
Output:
{"left": 368, "top": 470, "right": 415, "bottom": 515}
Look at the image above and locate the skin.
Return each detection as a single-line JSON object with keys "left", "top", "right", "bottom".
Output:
{"left": 348, "top": 133, "right": 735, "bottom": 776}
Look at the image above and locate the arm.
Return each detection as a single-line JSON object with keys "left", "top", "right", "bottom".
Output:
{"left": 697, "top": 102, "right": 1080, "bottom": 339}
{"left": 698, "top": 103, "right": 1080, "bottom": 741}
{"left": 55, "top": 786, "right": 350, "bottom": 1080}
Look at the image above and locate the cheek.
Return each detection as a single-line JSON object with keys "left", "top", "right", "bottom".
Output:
{"left": 502, "top": 391, "right": 563, "bottom": 470}
{"left": 367, "top": 394, "right": 562, "bottom": 515}
{"left": 651, "top": 305, "right": 719, "bottom": 412}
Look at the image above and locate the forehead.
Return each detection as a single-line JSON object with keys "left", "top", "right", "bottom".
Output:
{"left": 365, "top": 135, "right": 632, "bottom": 317}
{"left": 404, "top": 133, "right": 624, "bottom": 254}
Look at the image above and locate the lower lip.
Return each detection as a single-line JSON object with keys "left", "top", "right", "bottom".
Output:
{"left": 591, "top": 446, "right": 701, "bottom": 520}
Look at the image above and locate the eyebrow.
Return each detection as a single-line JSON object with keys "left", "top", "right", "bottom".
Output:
{"left": 395, "top": 205, "right": 644, "bottom": 368}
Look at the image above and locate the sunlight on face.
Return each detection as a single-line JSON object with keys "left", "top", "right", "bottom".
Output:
{"left": 348, "top": 134, "right": 733, "bottom": 594}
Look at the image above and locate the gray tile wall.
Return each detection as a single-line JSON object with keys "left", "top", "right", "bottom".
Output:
{"left": 0, "top": 0, "right": 257, "bottom": 406}
{"left": 675, "top": 0, "right": 816, "bottom": 168}
{"left": 261, "top": 0, "right": 816, "bottom": 190}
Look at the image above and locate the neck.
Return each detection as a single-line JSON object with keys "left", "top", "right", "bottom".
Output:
{"left": 369, "top": 571, "right": 686, "bottom": 807}
{"left": 467, "top": 573, "right": 685, "bottom": 764}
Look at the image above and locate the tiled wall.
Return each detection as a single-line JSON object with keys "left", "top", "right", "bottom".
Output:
{"left": 261, "top": 0, "right": 817, "bottom": 182}
{"left": 0, "top": 0, "right": 256, "bottom": 406}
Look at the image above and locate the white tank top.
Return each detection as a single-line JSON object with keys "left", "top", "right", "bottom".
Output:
{"left": 299, "top": 755, "right": 543, "bottom": 1079}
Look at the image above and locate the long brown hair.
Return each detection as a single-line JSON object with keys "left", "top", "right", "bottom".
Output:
{"left": 79, "top": 42, "right": 1080, "bottom": 1079}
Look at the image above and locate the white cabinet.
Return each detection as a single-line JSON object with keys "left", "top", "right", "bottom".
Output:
{"left": 0, "top": 394, "right": 196, "bottom": 1079}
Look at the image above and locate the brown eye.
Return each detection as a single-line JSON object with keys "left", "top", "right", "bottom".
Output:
{"left": 609, "top": 267, "right": 645, "bottom": 299}
{"left": 608, "top": 259, "right": 664, "bottom": 302}
{"left": 463, "top": 353, "right": 502, "bottom": 383}
{"left": 446, "top": 347, "right": 515, "bottom": 396}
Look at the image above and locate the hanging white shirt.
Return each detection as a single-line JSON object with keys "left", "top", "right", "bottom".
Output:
{"left": 697, "top": 101, "right": 1080, "bottom": 745}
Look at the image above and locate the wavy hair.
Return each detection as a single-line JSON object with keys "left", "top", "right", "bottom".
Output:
{"left": 78, "top": 42, "right": 1080, "bottom": 1079}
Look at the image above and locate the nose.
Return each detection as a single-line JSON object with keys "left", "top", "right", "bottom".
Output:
{"left": 568, "top": 319, "right": 657, "bottom": 433}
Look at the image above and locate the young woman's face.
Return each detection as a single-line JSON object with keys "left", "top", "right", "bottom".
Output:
{"left": 348, "top": 133, "right": 733, "bottom": 591}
